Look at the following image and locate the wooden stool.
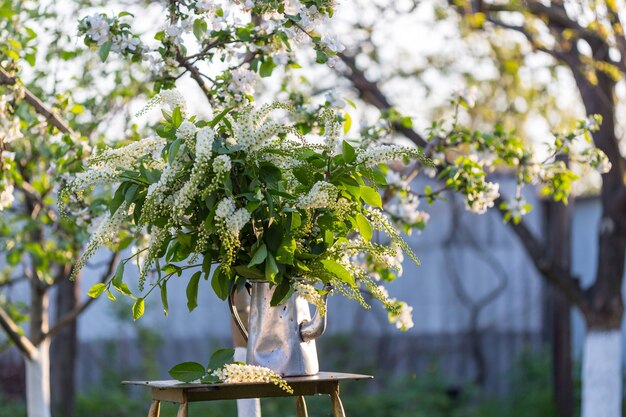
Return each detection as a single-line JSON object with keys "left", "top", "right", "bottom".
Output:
{"left": 123, "top": 371, "right": 372, "bottom": 417}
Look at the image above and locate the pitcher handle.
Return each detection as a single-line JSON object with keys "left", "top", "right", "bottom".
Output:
{"left": 228, "top": 286, "right": 249, "bottom": 342}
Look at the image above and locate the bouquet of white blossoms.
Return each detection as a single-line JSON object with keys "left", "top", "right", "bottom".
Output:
{"left": 62, "top": 89, "right": 426, "bottom": 330}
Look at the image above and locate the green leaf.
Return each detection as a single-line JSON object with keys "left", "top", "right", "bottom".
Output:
{"left": 265, "top": 252, "right": 279, "bottom": 282}
{"left": 208, "top": 107, "right": 233, "bottom": 128}
{"left": 201, "top": 374, "right": 220, "bottom": 384}
{"left": 259, "top": 59, "right": 276, "bottom": 77}
{"left": 186, "top": 271, "right": 202, "bottom": 312}
{"left": 208, "top": 348, "right": 235, "bottom": 371}
{"left": 113, "top": 262, "right": 124, "bottom": 287}
{"left": 342, "top": 140, "right": 355, "bottom": 163}
{"left": 211, "top": 267, "right": 229, "bottom": 300}
{"left": 168, "top": 362, "right": 206, "bottom": 383}
{"left": 132, "top": 298, "right": 145, "bottom": 320}
{"left": 321, "top": 259, "right": 354, "bottom": 285}
{"left": 87, "top": 283, "right": 107, "bottom": 298}
{"left": 356, "top": 213, "right": 373, "bottom": 241}
{"left": 235, "top": 27, "right": 253, "bottom": 41}
{"left": 168, "top": 138, "right": 182, "bottom": 164}
{"left": 110, "top": 184, "right": 127, "bottom": 215}
{"left": 113, "top": 282, "right": 132, "bottom": 296}
{"left": 248, "top": 243, "right": 267, "bottom": 267}
{"left": 106, "top": 290, "right": 116, "bottom": 301}
{"left": 172, "top": 106, "right": 183, "bottom": 128}
{"left": 276, "top": 236, "right": 296, "bottom": 265}
{"left": 360, "top": 186, "right": 382, "bottom": 208}
{"left": 270, "top": 279, "right": 293, "bottom": 306}
{"left": 265, "top": 223, "right": 283, "bottom": 253}
{"left": 343, "top": 113, "right": 352, "bottom": 135}
{"left": 290, "top": 212, "right": 301, "bottom": 231}
{"left": 193, "top": 18, "right": 207, "bottom": 40}
{"left": 160, "top": 281, "right": 169, "bottom": 316}
{"left": 99, "top": 41, "right": 112, "bottom": 62}
{"left": 234, "top": 265, "right": 265, "bottom": 280}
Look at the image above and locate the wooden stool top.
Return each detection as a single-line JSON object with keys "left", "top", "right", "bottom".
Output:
{"left": 123, "top": 372, "right": 373, "bottom": 402}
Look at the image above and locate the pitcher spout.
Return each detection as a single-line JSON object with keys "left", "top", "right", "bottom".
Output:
{"left": 299, "top": 284, "right": 331, "bottom": 343}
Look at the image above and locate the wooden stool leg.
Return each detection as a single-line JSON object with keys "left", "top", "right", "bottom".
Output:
{"left": 330, "top": 383, "right": 346, "bottom": 417}
{"left": 176, "top": 402, "right": 188, "bottom": 417}
{"left": 148, "top": 400, "right": 161, "bottom": 417}
{"left": 296, "top": 396, "right": 309, "bottom": 417}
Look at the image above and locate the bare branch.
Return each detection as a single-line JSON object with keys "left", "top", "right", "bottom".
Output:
{"left": 493, "top": 195, "right": 587, "bottom": 311}
{"left": 44, "top": 252, "right": 119, "bottom": 340}
{"left": 176, "top": 52, "right": 213, "bottom": 102}
{"left": 0, "top": 66, "right": 76, "bottom": 136}
{"left": 0, "top": 276, "right": 28, "bottom": 288}
{"left": 338, "top": 53, "right": 428, "bottom": 148}
{"left": 0, "top": 305, "right": 37, "bottom": 359}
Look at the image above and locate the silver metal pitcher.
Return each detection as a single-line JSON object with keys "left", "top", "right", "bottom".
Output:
{"left": 229, "top": 281, "right": 329, "bottom": 376}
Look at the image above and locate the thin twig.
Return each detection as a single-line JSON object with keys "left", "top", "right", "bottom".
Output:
{"left": 44, "top": 252, "right": 119, "bottom": 340}
{"left": 0, "top": 66, "right": 76, "bottom": 136}
{"left": 0, "top": 306, "right": 38, "bottom": 359}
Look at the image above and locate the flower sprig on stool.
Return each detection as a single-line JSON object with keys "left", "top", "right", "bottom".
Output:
{"left": 168, "top": 348, "right": 293, "bottom": 394}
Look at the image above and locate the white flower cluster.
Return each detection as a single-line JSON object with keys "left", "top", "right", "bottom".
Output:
{"left": 465, "top": 181, "right": 499, "bottom": 214}
{"left": 0, "top": 118, "right": 22, "bottom": 144}
{"left": 196, "top": 126, "right": 215, "bottom": 156}
{"left": 72, "top": 202, "right": 130, "bottom": 279}
{"left": 0, "top": 180, "right": 14, "bottom": 211}
{"left": 196, "top": 0, "right": 219, "bottom": 14}
{"left": 453, "top": 86, "right": 477, "bottom": 108}
{"left": 172, "top": 131, "right": 216, "bottom": 220}
{"left": 388, "top": 300, "right": 414, "bottom": 331}
{"left": 69, "top": 166, "right": 118, "bottom": 195}
{"left": 228, "top": 68, "right": 258, "bottom": 102}
{"left": 363, "top": 280, "right": 413, "bottom": 331}
{"left": 142, "top": 156, "right": 186, "bottom": 223}
{"left": 321, "top": 111, "right": 342, "bottom": 155}
{"left": 89, "top": 136, "right": 166, "bottom": 172}
{"left": 212, "top": 155, "right": 232, "bottom": 175}
{"left": 388, "top": 195, "right": 430, "bottom": 231}
{"left": 215, "top": 197, "right": 251, "bottom": 235}
{"left": 212, "top": 364, "right": 293, "bottom": 393}
{"left": 161, "top": 89, "right": 188, "bottom": 115}
{"left": 165, "top": 18, "right": 193, "bottom": 45}
{"left": 321, "top": 33, "right": 344, "bottom": 53}
{"left": 111, "top": 33, "right": 142, "bottom": 54}
{"left": 297, "top": 181, "right": 338, "bottom": 210}
{"left": 293, "top": 281, "right": 326, "bottom": 317}
{"left": 80, "top": 13, "right": 144, "bottom": 56}
{"left": 325, "top": 89, "right": 346, "bottom": 109}
{"left": 176, "top": 120, "right": 198, "bottom": 145}
{"left": 229, "top": 103, "right": 292, "bottom": 152}
{"left": 365, "top": 207, "right": 420, "bottom": 266}
{"left": 379, "top": 246, "right": 404, "bottom": 277}
{"left": 356, "top": 144, "right": 419, "bottom": 168}
{"left": 82, "top": 14, "right": 110, "bottom": 45}
{"left": 507, "top": 196, "right": 529, "bottom": 218}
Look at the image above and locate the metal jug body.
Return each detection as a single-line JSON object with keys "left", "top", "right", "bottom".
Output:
{"left": 245, "top": 281, "right": 320, "bottom": 376}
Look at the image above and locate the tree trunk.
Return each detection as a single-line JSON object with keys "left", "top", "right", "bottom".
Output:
{"left": 563, "top": 47, "right": 625, "bottom": 417}
{"left": 581, "top": 329, "right": 622, "bottom": 417}
{"left": 28, "top": 268, "right": 51, "bottom": 417}
{"left": 545, "top": 195, "right": 574, "bottom": 417}
{"left": 26, "top": 339, "right": 51, "bottom": 417}
{"left": 51, "top": 276, "right": 78, "bottom": 417}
